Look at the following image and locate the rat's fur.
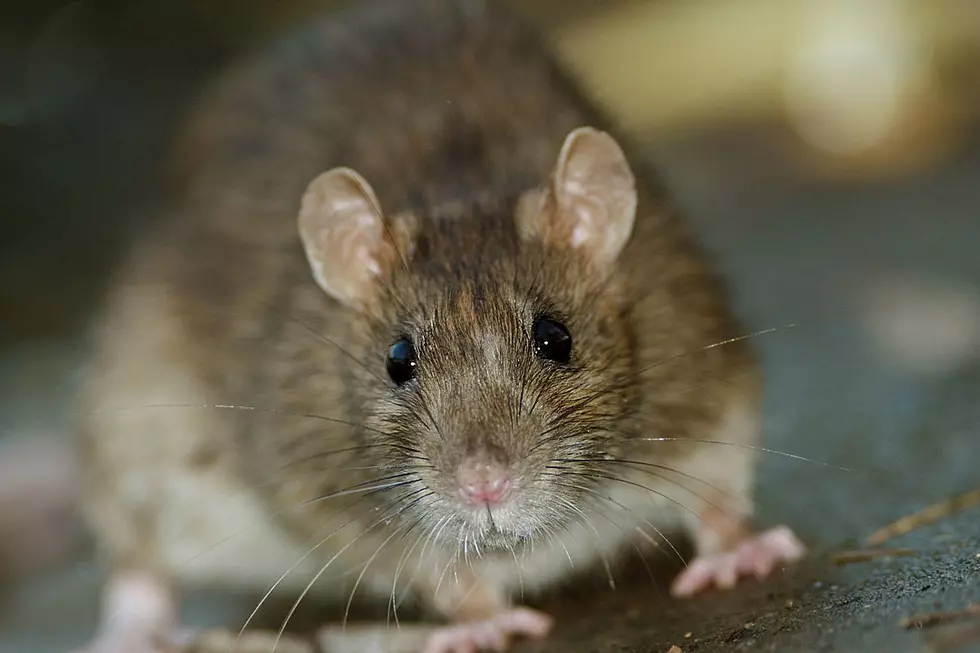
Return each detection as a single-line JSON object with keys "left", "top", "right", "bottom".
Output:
{"left": 76, "top": 0, "right": 771, "bottom": 650}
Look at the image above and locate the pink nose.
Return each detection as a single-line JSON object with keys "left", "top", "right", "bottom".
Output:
{"left": 456, "top": 461, "right": 511, "bottom": 506}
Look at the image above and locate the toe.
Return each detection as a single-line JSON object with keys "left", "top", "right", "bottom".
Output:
{"left": 422, "top": 627, "right": 472, "bottom": 653}
{"left": 498, "top": 607, "right": 553, "bottom": 638}
{"left": 744, "top": 542, "right": 777, "bottom": 578}
{"left": 767, "top": 525, "right": 807, "bottom": 561}
{"left": 476, "top": 625, "right": 506, "bottom": 651}
{"left": 421, "top": 608, "right": 553, "bottom": 653}
{"left": 670, "top": 557, "right": 715, "bottom": 597}
{"left": 714, "top": 553, "right": 740, "bottom": 590}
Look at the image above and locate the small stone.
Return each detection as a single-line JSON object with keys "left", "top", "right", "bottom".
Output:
{"left": 784, "top": 599, "right": 796, "bottom": 609}
{"left": 684, "top": 632, "right": 693, "bottom": 639}
{"left": 744, "top": 622, "right": 755, "bottom": 630}
{"left": 667, "top": 646, "right": 683, "bottom": 653}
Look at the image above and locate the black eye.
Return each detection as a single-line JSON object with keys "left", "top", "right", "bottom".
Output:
{"left": 386, "top": 338, "right": 418, "bottom": 385}
{"left": 533, "top": 316, "right": 572, "bottom": 364}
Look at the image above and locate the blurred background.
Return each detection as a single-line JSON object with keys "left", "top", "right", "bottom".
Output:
{"left": 1, "top": 0, "right": 979, "bottom": 651}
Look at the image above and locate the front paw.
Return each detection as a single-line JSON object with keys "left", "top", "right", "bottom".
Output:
{"left": 671, "top": 525, "right": 806, "bottom": 597}
{"left": 421, "top": 607, "right": 553, "bottom": 653}
{"left": 71, "top": 630, "right": 181, "bottom": 653}
{"left": 186, "top": 629, "right": 316, "bottom": 653}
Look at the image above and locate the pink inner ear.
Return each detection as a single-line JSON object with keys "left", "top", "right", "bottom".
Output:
{"left": 565, "top": 188, "right": 606, "bottom": 249}
{"left": 348, "top": 232, "right": 381, "bottom": 277}
{"left": 319, "top": 218, "right": 384, "bottom": 303}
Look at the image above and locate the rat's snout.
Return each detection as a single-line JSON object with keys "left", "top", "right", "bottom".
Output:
{"left": 455, "top": 456, "right": 512, "bottom": 508}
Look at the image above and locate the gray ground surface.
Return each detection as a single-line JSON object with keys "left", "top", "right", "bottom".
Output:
{"left": 1, "top": 3, "right": 979, "bottom": 651}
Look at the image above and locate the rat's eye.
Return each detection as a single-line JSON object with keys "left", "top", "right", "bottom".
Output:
{"left": 386, "top": 338, "right": 418, "bottom": 385}
{"left": 533, "top": 316, "right": 572, "bottom": 364}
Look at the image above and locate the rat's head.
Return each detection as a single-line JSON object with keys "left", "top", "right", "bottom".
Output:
{"left": 297, "top": 127, "right": 640, "bottom": 550}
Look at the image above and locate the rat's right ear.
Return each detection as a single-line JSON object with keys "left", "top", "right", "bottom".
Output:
{"left": 297, "top": 167, "right": 402, "bottom": 309}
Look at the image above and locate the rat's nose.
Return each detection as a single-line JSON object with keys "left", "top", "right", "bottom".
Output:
{"left": 456, "top": 459, "right": 512, "bottom": 507}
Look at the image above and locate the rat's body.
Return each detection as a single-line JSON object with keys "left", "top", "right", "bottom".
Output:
{"left": 76, "top": 1, "right": 804, "bottom": 651}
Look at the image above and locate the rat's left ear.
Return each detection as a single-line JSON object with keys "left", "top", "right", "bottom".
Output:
{"left": 518, "top": 126, "right": 637, "bottom": 265}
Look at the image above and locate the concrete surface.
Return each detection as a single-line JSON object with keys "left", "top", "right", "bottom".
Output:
{"left": 1, "top": 2, "right": 979, "bottom": 652}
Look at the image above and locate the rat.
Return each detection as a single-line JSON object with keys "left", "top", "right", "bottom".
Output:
{"left": 72, "top": 0, "right": 806, "bottom": 651}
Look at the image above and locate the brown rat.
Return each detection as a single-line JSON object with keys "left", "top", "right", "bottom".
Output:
{"left": 74, "top": 0, "right": 805, "bottom": 651}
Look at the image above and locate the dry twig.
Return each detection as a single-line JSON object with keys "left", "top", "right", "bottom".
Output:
{"left": 866, "top": 489, "right": 980, "bottom": 546}
{"left": 831, "top": 548, "right": 916, "bottom": 565}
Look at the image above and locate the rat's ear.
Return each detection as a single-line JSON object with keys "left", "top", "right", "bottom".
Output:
{"left": 519, "top": 127, "right": 637, "bottom": 265}
{"left": 297, "top": 167, "right": 403, "bottom": 309}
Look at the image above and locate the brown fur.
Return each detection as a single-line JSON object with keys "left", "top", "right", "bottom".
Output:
{"left": 78, "top": 0, "right": 760, "bottom": 645}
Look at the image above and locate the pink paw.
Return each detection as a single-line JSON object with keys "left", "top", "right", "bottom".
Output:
{"left": 421, "top": 607, "right": 553, "bottom": 653}
{"left": 71, "top": 631, "right": 182, "bottom": 653}
{"left": 671, "top": 525, "right": 806, "bottom": 598}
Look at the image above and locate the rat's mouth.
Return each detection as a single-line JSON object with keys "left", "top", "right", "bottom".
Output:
{"left": 473, "top": 525, "right": 523, "bottom": 551}
{"left": 433, "top": 502, "right": 531, "bottom": 551}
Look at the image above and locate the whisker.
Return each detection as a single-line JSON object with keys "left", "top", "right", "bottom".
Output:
{"left": 454, "top": 564, "right": 487, "bottom": 610}
{"left": 551, "top": 477, "right": 687, "bottom": 570}
{"left": 433, "top": 525, "right": 462, "bottom": 598}
{"left": 427, "top": 517, "right": 455, "bottom": 580}
{"left": 287, "top": 314, "right": 386, "bottom": 385}
{"left": 371, "top": 273, "right": 412, "bottom": 317}
{"left": 556, "top": 457, "right": 736, "bottom": 522}
{"left": 305, "top": 473, "right": 418, "bottom": 504}
{"left": 415, "top": 386, "right": 448, "bottom": 442}
{"left": 549, "top": 463, "right": 730, "bottom": 548}
{"left": 235, "top": 487, "right": 418, "bottom": 648}
{"left": 636, "top": 437, "right": 850, "bottom": 470}
{"left": 552, "top": 494, "right": 616, "bottom": 590}
{"left": 283, "top": 443, "right": 390, "bottom": 467}
{"left": 387, "top": 510, "right": 433, "bottom": 629}
{"left": 558, "top": 467, "right": 702, "bottom": 525}
{"left": 510, "top": 546, "right": 525, "bottom": 603}
{"left": 520, "top": 252, "right": 552, "bottom": 317}
{"left": 367, "top": 189, "right": 424, "bottom": 311}
{"left": 395, "top": 515, "right": 449, "bottom": 612}
{"left": 343, "top": 462, "right": 433, "bottom": 472}
{"left": 641, "top": 325, "right": 793, "bottom": 376}
{"left": 272, "top": 488, "right": 421, "bottom": 652}
{"left": 343, "top": 521, "right": 411, "bottom": 631}
{"left": 541, "top": 505, "right": 575, "bottom": 570}
{"left": 573, "top": 492, "right": 663, "bottom": 594}
{"left": 567, "top": 326, "right": 794, "bottom": 413}
{"left": 427, "top": 528, "right": 465, "bottom": 607}
{"left": 81, "top": 402, "right": 388, "bottom": 436}
{"left": 174, "top": 475, "right": 398, "bottom": 590}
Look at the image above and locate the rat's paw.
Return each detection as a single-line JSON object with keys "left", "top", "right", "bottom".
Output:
{"left": 185, "top": 629, "right": 315, "bottom": 653}
{"left": 421, "top": 607, "right": 553, "bottom": 653}
{"left": 71, "top": 630, "right": 181, "bottom": 653}
{"left": 671, "top": 525, "right": 806, "bottom": 598}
